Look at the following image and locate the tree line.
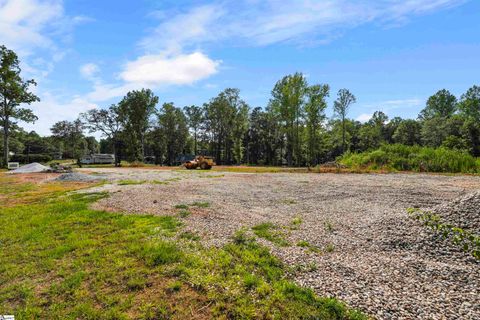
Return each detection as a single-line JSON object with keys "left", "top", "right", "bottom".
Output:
{"left": 1, "top": 45, "right": 480, "bottom": 167}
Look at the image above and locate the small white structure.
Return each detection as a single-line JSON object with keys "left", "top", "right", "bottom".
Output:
{"left": 80, "top": 154, "right": 115, "bottom": 165}
{"left": 7, "top": 162, "right": 20, "bottom": 170}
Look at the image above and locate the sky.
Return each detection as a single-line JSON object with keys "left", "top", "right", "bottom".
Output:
{"left": 1, "top": 0, "right": 479, "bottom": 136}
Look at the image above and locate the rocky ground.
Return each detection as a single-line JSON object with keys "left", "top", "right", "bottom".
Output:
{"left": 77, "top": 168, "right": 480, "bottom": 320}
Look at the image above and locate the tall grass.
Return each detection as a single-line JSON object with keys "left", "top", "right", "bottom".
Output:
{"left": 339, "top": 144, "right": 480, "bottom": 173}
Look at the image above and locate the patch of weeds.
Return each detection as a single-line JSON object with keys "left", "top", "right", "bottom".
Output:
{"left": 233, "top": 228, "right": 255, "bottom": 245}
{"left": 179, "top": 231, "right": 200, "bottom": 241}
{"left": 118, "top": 179, "right": 147, "bottom": 185}
{"left": 408, "top": 207, "right": 480, "bottom": 259}
{"left": 243, "top": 274, "right": 260, "bottom": 290}
{"left": 177, "top": 209, "right": 191, "bottom": 218}
{"left": 191, "top": 201, "right": 210, "bottom": 208}
{"left": 290, "top": 216, "right": 303, "bottom": 230}
{"left": 174, "top": 204, "right": 189, "bottom": 209}
{"left": 167, "top": 280, "right": 182, "bottom": 292}
{"left": 282, "top": 199, "right": 297, "bottom": 205}
{"left": 141, "top": 242, "right": 182, "bottom": 266}
{"left": 252, "top": 222, "right": 289, "bottom": 246}
{"left": 127, "top": 276, "right": 147, "bottom": 291}
{"left": 325, "top": 243, "right": 335, "bottom": 253}
{"left": 139, "top": 303, "right": 170, "bottom": 320}
{"left": 297, "top": 240, "right": 321, "bottom": 253}
{"left": 324, "top": 220, "right": 334, "bottom": 233}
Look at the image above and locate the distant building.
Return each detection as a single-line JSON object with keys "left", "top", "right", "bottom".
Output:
{"left": 80, "top": 154, "right": 115, "bottom": 164}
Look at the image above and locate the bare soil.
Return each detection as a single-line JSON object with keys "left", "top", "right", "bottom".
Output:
{"left": 78, "top": 168, "right": 480, "bottom": 320}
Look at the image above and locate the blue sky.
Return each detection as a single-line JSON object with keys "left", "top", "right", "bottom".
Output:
{"left": 1, "top": 0, "right": 479, "bottom": 135}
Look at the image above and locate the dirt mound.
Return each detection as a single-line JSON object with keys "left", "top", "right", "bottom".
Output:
{"left": 10, "top": 162, "right": 49, "bottom": 173}
{"left": 54, "top": 172, "right": 101, "bottom": 182}
{"left": 431, "top": 191, "right": 480, "bottom": 234}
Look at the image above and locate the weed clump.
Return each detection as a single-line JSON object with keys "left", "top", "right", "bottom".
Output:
{"left": 252, "top": 223, "right": 289, "bottom": 246}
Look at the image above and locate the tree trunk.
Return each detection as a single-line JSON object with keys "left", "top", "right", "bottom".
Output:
{"left": 140, "top": 134, "right": 145, "bottom": 162}
{"left": 342, "top": 116, "right": 346, "bottom": 154}
{"left": 113, "top": 138, "right": 120, "bottom": 167}
{"left": 194, "top": 130, "right": 197, "bottom": 155}
{"left": 2, "top": 117, "right": 9, "bottom": 167}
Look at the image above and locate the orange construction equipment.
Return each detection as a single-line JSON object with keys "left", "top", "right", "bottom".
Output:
{"left": 183, "top": 156, "right": 215, "bottom": 170}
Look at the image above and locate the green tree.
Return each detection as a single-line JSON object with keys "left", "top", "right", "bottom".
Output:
{"left": 157, "top": 103, "right": 188, "bottom": 165}
{"left": 392, "top": 119, "right": 422, "bottom": 146}
{"left": 304, "top": 84, "right": 329, "bottom": 165}
{"left": 269, "top": 73, "right": 308, "bottom": 166}
{"left": 458, "top": 85, "right": 480, "bottom": 122}
{"left": 232, "top": 102, "right": 249, "bottom": 164}
{"left": 0, "top": 45, "right": 39, "bottom": 166}
{"left": 419, "top": 89, "right": 457, "bottom": 120}
{"left": 184, "top": 105, "right": 204, "bottom": 155}
{"left": 50, "top": 119, "right": 85, "bottom": 163}
{"left": 333, "top": 89, "right": 356, "bottom": 154}
{"left": 204, "top": 88, "right": 248, "bottom": 164}
{"left": 117, "top": 89, "right": 158, "bottom": 161}
{"left": 81, "top": 105, "right": 124, "bottom": 166}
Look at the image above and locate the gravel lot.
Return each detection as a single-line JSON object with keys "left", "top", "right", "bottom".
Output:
{"left": 78, "top": 168, "right": 480, "bottom": 319}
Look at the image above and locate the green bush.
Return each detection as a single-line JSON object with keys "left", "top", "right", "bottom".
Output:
{"left": 339, "top": 144, "right": 480, "bottom": 173}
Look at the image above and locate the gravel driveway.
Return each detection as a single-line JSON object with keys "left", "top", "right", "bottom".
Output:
{"left": 78, "top": 168, "right": 480, "bottom": 320}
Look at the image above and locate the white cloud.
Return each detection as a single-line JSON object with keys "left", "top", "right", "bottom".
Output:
{"left": 80, "top": 63, "right": 100, "bottom": 81}
{"left": 0, "top": 0, "right": 90, "bottom": 80}
{"left": 0, "top": 0, "right": 63, "bottom": 54}
{"left": 140, "top": 5, "right": 223, "bottom": 54}
{"left": 356, "top": 113, "right": 373, "bottom": 123}
{"left": 120, "top": 52, "right": 220, "bottom": 87}
{"left": 141, "top": 0, "right": 466, "bottom": 48}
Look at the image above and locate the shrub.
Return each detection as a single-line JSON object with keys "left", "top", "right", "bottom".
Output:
{"left": 339, "top": 144, "right": 480, "bottom": 173}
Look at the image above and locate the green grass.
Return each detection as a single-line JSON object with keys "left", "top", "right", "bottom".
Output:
{"left": 117, "top": 179, "right": 147, "bottom": 185}
{"left": 252, "top": 222, "right": 290, "bottom": 246}
{"left": 297, "top": 240, "right": 321, "bottom": 253}
{"left": 190, "top": 201, "right": 210, "bottom": 208}
{"left": 339, "top": 144, "right": 480, "bottom": 173}
{"left": 290, "top": 216, "right": 303, "bottom": 230}
{"left": 0, "top": 175, "right": 366, "bottom": 319}
{"left": 174, "top": 204, "right": 189, "bottom": 209}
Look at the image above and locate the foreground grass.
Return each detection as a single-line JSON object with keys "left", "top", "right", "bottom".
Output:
{"left": 0, "top": 175, "right": 366, "bottom": 319}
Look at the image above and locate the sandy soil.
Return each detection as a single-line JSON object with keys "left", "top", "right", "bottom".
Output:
{"left": 77, "top": 168, "right": 480, "bottom": 320}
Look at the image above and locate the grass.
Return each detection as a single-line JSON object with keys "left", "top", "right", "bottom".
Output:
{"left": 252, "top": 222, "right": 290, "bottom": 246}
{"left": 324, "top": 220, "right": 334, "bottom": 232}
{"left": 339, "top": 144, "right": 480, "bottom": 174}
{"left": 290, "top": 216, "right": 303, "bottom": 230}
{"left": 0, "top": 173, "right": 366, "bottom": 319}
{"left": 117, "top": 179, "right": 147, "bottom": 185}
{"left": 297, "top": 240, "right": 322, "bottom": 253}
{"left": 190, "top": 201, "right": 210, "bottom": 208}
{"left": 325, "top": 243, "right": 335, "bottom": 253}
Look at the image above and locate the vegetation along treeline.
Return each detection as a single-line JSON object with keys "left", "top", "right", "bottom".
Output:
{"left": 1, "top": 45, "right": 480, "bottom": 171}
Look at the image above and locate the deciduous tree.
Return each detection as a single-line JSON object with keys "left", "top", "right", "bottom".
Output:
{"left": 0, "top": 45, "right": 39, "bottom": 166}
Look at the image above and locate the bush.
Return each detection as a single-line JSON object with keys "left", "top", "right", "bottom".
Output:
{"left": 339, "top": 144, "right": 480, "bottom": 173}
{"left": 10, "top": 154, "right": 53, "bottom": 164}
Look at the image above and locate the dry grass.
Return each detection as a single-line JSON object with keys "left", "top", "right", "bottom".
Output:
{"left": 0, "top": 173, "right": 95, "bottom": 207}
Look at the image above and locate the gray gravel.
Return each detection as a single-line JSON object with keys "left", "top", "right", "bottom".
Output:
{"left": 9, "top": 162, "right": 49, "bottom": 173}
{"left": 77, "top": 168, "right": 480, "bottom": 319}
{"left": 431, "top": 191, "right": 480, "bottom": 234}
{"left": 54, "top": 172, "right": 102, "bottom": 182}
